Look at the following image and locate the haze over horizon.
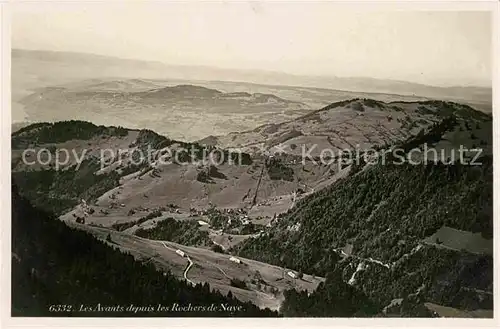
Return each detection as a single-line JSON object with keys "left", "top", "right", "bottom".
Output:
{"left": 12, "top": 2, "right": 492, "bottom": 88}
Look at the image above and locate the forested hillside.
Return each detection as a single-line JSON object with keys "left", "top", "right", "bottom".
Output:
{"left": 11, "top": 183, "right": 278, "bottom": 317}
{"left": 11, "top": 120, "right": 128, "bottom": 148}
{"left": 237, "top": 156, "right": 492, "bottom": 272}
{"left": 237, "top": 156, "right": 493, "bottom": 316}
{"left": 280, "top": 265, "right": 381, "bottom": 317}
{"left": 12, "top": 158, "right": 120, "bottom": 214}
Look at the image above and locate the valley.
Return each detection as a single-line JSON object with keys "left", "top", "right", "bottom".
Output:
{"left": 9, "top": 6, "right": 495, "bottom": 321}
{"left": 11, "top": 94, "right": 493, "bottom": 317}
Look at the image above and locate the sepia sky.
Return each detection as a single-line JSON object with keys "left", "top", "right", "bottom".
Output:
{"left": 12, "top": 2, "right": 492, "bottom": 87}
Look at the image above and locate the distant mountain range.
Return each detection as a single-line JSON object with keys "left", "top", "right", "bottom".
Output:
{"left": 12, "top": 49, "right": 491, "bottom": 109}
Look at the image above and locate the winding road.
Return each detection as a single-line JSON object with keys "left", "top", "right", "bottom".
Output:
{"left": 183, "top": 256, "right": 195, "bottom": 285}
{"left": 159, "top": 241, "right": 195, "bottom": 285}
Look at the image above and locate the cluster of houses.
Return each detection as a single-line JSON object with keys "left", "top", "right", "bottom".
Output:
{"left": 73, "top": 199, "right": 96, "bottom": 224}
{"left": 174, "top": 248, "right": 304, "bottom": 288}
{"left": 266, "top": 213, "right": 279, "bottom": 228}
{"left": 189, "top": 207, "right": 251, "bottom": 227}
{"left": 223, "top": 214, "right": 251, "bottom": 227}
{"left": 189, "top": 208, "right": 206, "bottom": 216}
{"left": 224, "top": 209, "right": 250, "bottom": 226}
{"left": 176, "top": 248, "right": 242, "bottom": 266}
{"left": 261, "top": 150, "right": 302, "bottom": 165}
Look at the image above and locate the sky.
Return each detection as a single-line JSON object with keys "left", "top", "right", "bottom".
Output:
{"left": 11, "top": 2, "right": 492, "bottom": 87}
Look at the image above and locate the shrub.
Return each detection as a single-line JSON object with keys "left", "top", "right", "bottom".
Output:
{"left": 230, "top": 278, "right": 248, "bottom": 290}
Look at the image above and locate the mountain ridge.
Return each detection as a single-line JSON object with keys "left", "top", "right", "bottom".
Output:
{"left": 13, "top": 48, "right": 491, "bottom": 98}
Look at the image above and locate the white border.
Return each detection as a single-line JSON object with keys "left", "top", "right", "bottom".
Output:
{"left": 1, "top": 1, "right": 498, "bottom": 328}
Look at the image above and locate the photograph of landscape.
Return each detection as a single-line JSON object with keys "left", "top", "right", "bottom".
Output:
{"left": 9, "top": 2, "right": 494, "bottom": 319}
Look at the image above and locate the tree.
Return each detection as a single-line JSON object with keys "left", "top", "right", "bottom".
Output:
{"left": 211, "top": 244, "right": 224, "bottom": 253}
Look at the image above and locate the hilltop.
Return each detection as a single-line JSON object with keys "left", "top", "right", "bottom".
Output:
{"left": 201, "top": 98, "right": 492, "bottom": 156}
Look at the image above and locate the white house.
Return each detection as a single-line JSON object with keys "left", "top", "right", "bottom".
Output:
{"left": 198, "top": 220, "right": 209, "bottom": 226}
{"left": 287, "top": 271, "right": 298, "bottom": 279}
{"left": 176, "top": 249, "right": 186, "bottom": 257}
{"left": 229, "top": 256, "right": 242, "bottom": 264}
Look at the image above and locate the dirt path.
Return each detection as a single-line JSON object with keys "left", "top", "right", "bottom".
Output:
{"left": 67, "top": 221, "right": 324, "bottom": 310}
{"left": 215, "top": 265, "right": 230, "bottom": 279}
{"left": 184, "top": 256, "right": 195, "bottom": 285}
{"left": 251, "top": 164, "right": 265, "bottom": 207}
{"left": 162, "top": 238, "right": 232, "bottom": 282}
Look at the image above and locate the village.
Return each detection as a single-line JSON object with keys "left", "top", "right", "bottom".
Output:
{"left": 71, "top": 196, "right": 307, "bottom": 286}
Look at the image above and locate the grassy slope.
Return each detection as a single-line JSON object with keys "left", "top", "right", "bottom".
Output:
{"left": 11, "top": 183, "right": 278, "bottom": 317}
{"left": 11, "top": 120, "right": 252, "bottom": 215}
